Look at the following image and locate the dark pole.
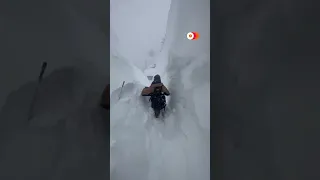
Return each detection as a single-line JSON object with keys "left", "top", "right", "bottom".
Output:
{"left": 27, "top": 62, "right": 47, "bottom": 121}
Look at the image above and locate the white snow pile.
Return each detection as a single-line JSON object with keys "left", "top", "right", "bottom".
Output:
{"left": 110, "top": 0, "right": 210, "bottom": 180}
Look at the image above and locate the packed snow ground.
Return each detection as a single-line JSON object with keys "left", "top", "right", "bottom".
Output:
{"left": 110, "top": 0, "right": 210, "bottom": 180}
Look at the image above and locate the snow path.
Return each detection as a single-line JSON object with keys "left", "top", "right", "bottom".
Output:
{"left": 110, "top": 55, "right": 210, "bottom": 180}
{"left": 110, "top": 0, "right": 210, "bottom": 179}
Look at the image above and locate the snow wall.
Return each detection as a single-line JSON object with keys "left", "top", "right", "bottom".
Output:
{"left": 110, "top": 0, "right": 210, "bottom": 179}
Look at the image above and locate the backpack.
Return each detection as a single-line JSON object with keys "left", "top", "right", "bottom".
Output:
{"left": 150, "top": 86, "right": 166, "bottom": 110}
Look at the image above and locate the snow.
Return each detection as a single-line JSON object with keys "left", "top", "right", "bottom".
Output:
{"left": 111, "top": 0, "right": 171, "bottom": 70}
{"left": 110, "top": 0, "right": 210, "bottom": 180}
{"left": 0, "top": 0, "right": 209, "bottom": 179}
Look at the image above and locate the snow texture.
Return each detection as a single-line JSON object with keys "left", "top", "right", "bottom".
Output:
{"left": 110, "top": 0, "right": 210, "bottom": 180}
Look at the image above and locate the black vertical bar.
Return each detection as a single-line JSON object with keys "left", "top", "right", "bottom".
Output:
{"left": 28, "top": 62, "right": 48, "bottom": 121}
{"left": 38, "top": 62, "right": 47, "bottom": 82}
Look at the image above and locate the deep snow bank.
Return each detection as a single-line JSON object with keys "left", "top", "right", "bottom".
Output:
{"left": 110, "top": 0, "right": 171, "bottom": 70}
{"left": 110, "top": 0, "right": 210, "bottom": 179}
{"left": 162, "top": 0, "right": 210, "bottom": 178}
{"left": 165, "top": 0, "right": 210, "bottom": 128}
{"left": 110, "top": 55, "right": 150, "bottom": 93}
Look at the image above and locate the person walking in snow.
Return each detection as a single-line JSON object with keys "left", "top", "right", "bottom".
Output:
{"left": 141, "top": 74, "right": 170, "bottom": 118}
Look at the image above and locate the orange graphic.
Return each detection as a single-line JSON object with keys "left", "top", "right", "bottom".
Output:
{"left": 186, "top": 32, "right": 199, "bottom": 40}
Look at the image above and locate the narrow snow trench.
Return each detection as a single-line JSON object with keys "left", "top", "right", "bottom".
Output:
{"left": 110, "top": 0, "right": 210, "bottom": 180}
